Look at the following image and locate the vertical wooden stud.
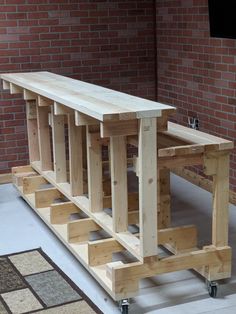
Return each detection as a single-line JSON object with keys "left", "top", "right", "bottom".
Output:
{"left": 26, "top": 101, "right": 40, "bottom": 162}
{"left": 110, "top": 136, "right": 128, "bottom": 232}
{"left": 86, "top": 127, "right": 103, "bottom": 212}
{"left": 51, "top": 113, "right": 67, "bottom": 183}
{"left": 138, "top": 118, "right": 157, "bottom": 257}
{"left": 36, "top": 105, "right": 52, "bottom": 171}
{"left": 68, "top": 114, "right": 83, "bottom": 196}
{"left": 157, "top": 168, "right": 171, "bottom": 229}
{"left": 212, "top": 154, "right": 229, "bottom": 247}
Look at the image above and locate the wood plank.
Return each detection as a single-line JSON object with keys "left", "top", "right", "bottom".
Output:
{"left": 36, "top": 105, "right": 52, "bottom": 171}
{"left": 10, "top": 82, "right": 22, "bottom": 94}
{"left": 67, "top": 218, "right": 101, "bottom": 243}
{"left": 157, "top": 168, "right": 170, "bottom": 229}
{"left": 54, "top": 102, "right": 74, "bottom": 115}
{"left": 1, "top": 72, "right": 175, "bottom": 121}
{"left": 110, "top": 136, "right": 128, "bottom": 232}
{"left": 68, "top": 114, "right": 83, "bottom": 196}
{"left": 38, "top": 95, "right": 53, "bottom": 107}
{"left": 51, "top": 113, "right": 67, "bottom": 183}
{"left": 138, "top": 117, "right": 157, "bottom": 257}
{"left": 26, "top": 101, "right": 40, "bottom": 162}
{"left": 0, "top": 173, "right": 12, "bottom": 185}
{"left": 35, "top": 188, "right": 62, "bottom": 208}
{"left": 75, "top": 111, "right": 99, "bottom": 126}
{"left": 23, "top": 175, "right": 47, "bottom": 194}
{"left": 88, "top": 238, "right": 123, "bottom": 266}
{"left": 212, "top": 154, "right": 230, "bottom": 247}
{"left": 2, "top": 80, "right": 10, "bottom": 90}
{"left": 109, "top": 246, "right": 231, "bottom": 285}
{"left": 86, "top": 128, "right": 103, "bottom": 212}
{"left": 23, "top": 89, "right": 37, "bottom": 100}
{"left": 50, "top": 202, "right": 79, "bottom": 224}
{"left": 12, "top": 165, "right": 34, "bottom": 174}
{"left": 101, "top": 120, "right": 138, "bottom": 137}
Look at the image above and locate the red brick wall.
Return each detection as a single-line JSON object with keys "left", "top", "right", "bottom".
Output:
{"left": 0, "top": 0, "right": 156, "bottom": 173}
{"left": 156, "top": 0, "right": 236, "bottom": 191}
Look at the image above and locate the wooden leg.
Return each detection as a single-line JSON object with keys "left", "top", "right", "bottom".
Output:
{"left": 51, "top": 113, "right": 67, "bottom": 183}
{"left": 86, "top": 127, "right": 103, "bottom": 212}
{"left": 110, "top": 136, "right": 128, "bottom": 232}
{"left": 138, "top": 118, "right": 157, "bottom": 258}
{"left": 212, "top": 154, "right": 230, "bottom": 247}
{"left": 26, "top": 101, "right": 40, "bottom": 162}
{"left": 36, "top": 105, "right": 52, "bottom": 171}
{"left": 68, "top": 114, "right": 83, "bottom": 196}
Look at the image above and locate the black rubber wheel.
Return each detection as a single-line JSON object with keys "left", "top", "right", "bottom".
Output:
{"left": 121, "top": 304, "right": 129, "bottom": 314}
{"left": 208, "top": 283, "right": 217, "bottom": 298}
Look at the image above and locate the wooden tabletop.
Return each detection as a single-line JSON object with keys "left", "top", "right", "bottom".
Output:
{"left": 1, "top": 71, "right": 175, "bottom": 121}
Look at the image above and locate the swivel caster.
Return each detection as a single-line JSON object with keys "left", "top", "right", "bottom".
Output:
{"left": 206, "top": 280, "right": 218, "bottom": 298}
{"left": 119, "top": 299, "right": 129, "bottom": 314}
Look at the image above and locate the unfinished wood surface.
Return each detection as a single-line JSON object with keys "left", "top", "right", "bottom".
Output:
{"left": 0, "top": 173, "right": 12, "bottom": 185}
{"left": 68, "top": 114, "right": 83, "bottom": 196}
{"left": 75, "top": 111, "right": 99, "bottom": 126}
{"left": 36, "top": 105, "right": 52, "bottom": 171}
{"left": 212, "top": 154, "right": 230, "bottom": 247}
{"left": 67, "top": 218, "right": 101, "bottom": 243}
{"left": 110, "top": 136, "right": 128, "bottom": 232}
{"left": 109, "top": 246, "right": 231, "bottom": 284}
{"left": 51, "top": 113, "right": 67, "bottom": 183}
{"left": 158, "top": 169, "right": 171, "bottom": 229}
{"left": 35, "top": 188, "right": 62, "bottom": 208}
{"left": 138, "top": 118, "right": 157, "bottom": 257}
{"left": 88, "top": 238, "right": 123, "bottom": 266}
{"left": 0, "top": 72, "right": 175, "bottom": 121}
{"left": 101, "top": 120, "right": 138, "bottom": 137}
{"left": 50, "top": 202, "right": 79, "bottom": 224}
{"left": 23, "top": 175, "right": 47, "bottom": 194}
{"left": 86, "top": 128, "right": 103, "bottom": 212}
{"left": 26, "top": 101, "right": 40, "bottom": 162}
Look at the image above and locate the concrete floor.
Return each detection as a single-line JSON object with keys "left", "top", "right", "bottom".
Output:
{"left": 1, "top": 174, "right": 236, "bottom": 314}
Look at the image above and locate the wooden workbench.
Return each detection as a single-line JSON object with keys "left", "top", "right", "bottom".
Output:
{"left": 1, "top": 72, "right": 233, "bottom": 310}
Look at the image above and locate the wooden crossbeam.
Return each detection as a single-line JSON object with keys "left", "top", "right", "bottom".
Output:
{"left": 67, "top": 218, "right": 101, "bottom": 243}
{"left": 88, "top": 238, "right": 123, "bottom": 266}
{"left": 75, "top": 111, "right": 99, "bottom": 126}
{"left": 54, "top": 102, "right": 74, "bottom": 115}
{"left": 38, "top": 95, "right": 53, "bottom": 107}
{"left": 50, "top": 202, "right": 79, "bottom": 224}
{"left": 35, "top": 188, "right": 62, "bottom": 208}
{"left": 100, "top": 119, "right": 138, "bottom": 137}
{"left": 2, "top": 80, "right": 10, "bottom": 90}
{"left": 23, "top": 89, "right": 37, "bottom": 100}
{"left": 108, "top": 246, "right": 231, "bottom": 292}
{"left": 23, "top": 175, "right": 47, "bottom": 194}
{"left": 10, "top": 83, "right": 22, "bottom": 94}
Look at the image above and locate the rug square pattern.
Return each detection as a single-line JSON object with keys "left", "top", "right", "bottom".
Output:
{"left": 0, "top": 258, "right": 26, "bottom": 293}
{"left": 9, "top": 250, "right": 53, "bottom": 276}
{"left": 25, "top": 270, "right": 82, "bottom": 307}
{"left": 0, "top": 300, "right": 8, "bottom": 314}
{"left": 1, "top": 288, "right": 43, "bottom": 313}
{"left": 35, "top": 300, "right": 96, "bottom": 313}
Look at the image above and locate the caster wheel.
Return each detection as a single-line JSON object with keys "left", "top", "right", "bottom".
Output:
{"left": 207, "top": 281, "right": 218, "bottom": 298}
{"left": 119, "top": 299, "right": 129, "bottom": 314}
{"left": 121, "top": 304, "right": 129, "bottom": 314}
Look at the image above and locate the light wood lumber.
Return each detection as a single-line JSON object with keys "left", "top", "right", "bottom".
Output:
{"left": 110, "top": 136, "right": 128, "bottom": 232}
{"left": 138, "top": 118, "right": 157, "bottom": 257}
{"left": 51, "top": 113, "right": 67, "bottom": 183}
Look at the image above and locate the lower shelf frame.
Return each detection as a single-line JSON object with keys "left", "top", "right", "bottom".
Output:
{"left": 12, "top": 165, "right": 232, "bottom": 301}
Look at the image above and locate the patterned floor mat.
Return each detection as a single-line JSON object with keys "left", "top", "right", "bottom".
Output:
{"left": 0, "top": 249, "right": 102, "bottom": 314}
